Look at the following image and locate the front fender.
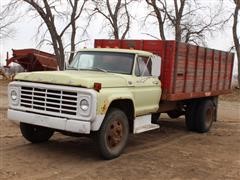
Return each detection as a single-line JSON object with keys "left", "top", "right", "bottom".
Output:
{"left": 96, "top": 87, "right": 135, "bottom": 115}
{"left": 91, "top": 87, "right": 135, "bottom": 131}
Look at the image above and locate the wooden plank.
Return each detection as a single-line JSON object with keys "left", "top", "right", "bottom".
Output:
{"left": 210, "top": 49, "right": 215, "bottom": 91}
{"left": 217, "top": 51, "right": 222, "bottom": 90}
{"left": 223, "top": 52, "right": 228, "bottom": 90}
{"left": 202, "top": 48, "right": 207, "bottom": 91}
{"left": 229, "top": 54, "right": 234, "bottom": 89}
{"left": 183, "top": 44, "right": 190, "bottom": 93}
{"left": 172, "top": 42, "right": 180, "bottom": 94}
{"left": 193, "top": 46, "right": 199, "bottom": 92}
{"left": 167, "top": 89, "right": 232, "bottom": 101}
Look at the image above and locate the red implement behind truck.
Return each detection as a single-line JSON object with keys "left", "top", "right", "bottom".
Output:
{"left": 6, "top": 49, "right": 58, "bottom": 71}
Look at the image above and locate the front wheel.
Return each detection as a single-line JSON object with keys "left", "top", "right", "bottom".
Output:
{"left": 20, "top": 123, "right": 54, "bottom": 143}
{"left": 97, "top": 108, "right": 129, "bottom": 160}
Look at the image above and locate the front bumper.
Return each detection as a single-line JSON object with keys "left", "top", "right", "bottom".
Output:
{"left": 8, "top": 109, "right": 91, "bottom": 134}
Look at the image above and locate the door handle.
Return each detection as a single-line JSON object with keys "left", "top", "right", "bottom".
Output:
{"left": 153, "top": 81, "right": 159, "bottom": 85}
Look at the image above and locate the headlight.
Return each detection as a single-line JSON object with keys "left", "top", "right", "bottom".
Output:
{"left": 9, "top": 87, "right": 19, "bottom": 106}
{"left": 10, "top": 90, "right": 18, "bottom": 101}
{"left": 80, "top": 99, "right": 89, "bottom": 111}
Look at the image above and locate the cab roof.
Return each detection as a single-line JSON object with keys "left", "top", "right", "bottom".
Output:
{"left": 78, "top": 48, "right": 153, "bottom": 56}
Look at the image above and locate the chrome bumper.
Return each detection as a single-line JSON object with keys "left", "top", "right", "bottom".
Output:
{"left": 8, "top": 109, "right": 91, "bottom": 134}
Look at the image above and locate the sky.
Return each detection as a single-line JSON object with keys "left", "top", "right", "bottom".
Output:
{"left": 0, "top": 0, "right": 238, "bottom": 74}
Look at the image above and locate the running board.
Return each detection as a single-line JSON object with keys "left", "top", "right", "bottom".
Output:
{"left": 133, "top": 115, "right": 160, "bottom": 134}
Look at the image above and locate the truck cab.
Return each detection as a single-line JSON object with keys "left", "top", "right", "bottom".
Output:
{"left": 8, "top": 48, "right": 162, "bottom": 159}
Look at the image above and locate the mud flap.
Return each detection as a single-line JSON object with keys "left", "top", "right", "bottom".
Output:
{"left": 134, "top": 115, "right": 160, "bottom": 134}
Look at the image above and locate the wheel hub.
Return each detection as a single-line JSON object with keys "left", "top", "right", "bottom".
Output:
{"left": 107, "top": 119, "right": 123, "bottom": 148}
{"left": 205, "top": 108, "right": 213, "bottom": 128}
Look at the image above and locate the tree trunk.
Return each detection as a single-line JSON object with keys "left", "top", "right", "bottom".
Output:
{"left": 21, "top": 0, "right": 88, "bottom": 70}
{"left": 233, "top": 2, "right": 240, "bottom": 87}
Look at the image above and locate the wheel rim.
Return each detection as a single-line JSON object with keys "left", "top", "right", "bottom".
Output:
{"left": 106, "top": 119, "right": 124, "bottom": 149}
{"left": 205, "top": 108, "right": 213, "bottom": 128}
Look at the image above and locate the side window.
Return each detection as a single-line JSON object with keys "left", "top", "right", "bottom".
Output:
{"left": 135, "top": 56, "right": 152, "bottom": 76}
{"left": 151, "top": 55, "right": 161, "bottom": 77}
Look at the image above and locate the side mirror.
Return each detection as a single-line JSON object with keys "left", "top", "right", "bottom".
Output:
{"left": 151, "top": 55, "right": 161, "bottom": 77}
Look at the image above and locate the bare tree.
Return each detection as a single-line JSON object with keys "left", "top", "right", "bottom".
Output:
{"left": 145, "top": 0, "right": 224, "bottom": 45}
{"left": 92, "top": 0, "right": 136, "bottom": 39}
{"left": 232, "top": 0, "right": 240, "bottom": 87}
{"left": 167, "top": 0, "right": 186, "bottom": 42}
{"left": 7, "top": 0, "right": 89, "bottom": 70}
{"left": 145, "top": 0, "right": 167, "bottom": 40}
{"left": 0, "top": 4, "right": 18, "bottom": 39}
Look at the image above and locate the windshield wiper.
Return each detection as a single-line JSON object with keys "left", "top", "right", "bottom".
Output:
{"left": 83, "top": 67, "right": 108, "bottom": 72}
{"left": 67, "top": 66, "right": 79, "bottom": 70}
{"left": 92, "top": 67, "right": 108, "bottom": 72}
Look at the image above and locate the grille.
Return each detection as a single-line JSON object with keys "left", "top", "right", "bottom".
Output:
{"left": 20, "top": 86, "right": 78, "bottom": 116}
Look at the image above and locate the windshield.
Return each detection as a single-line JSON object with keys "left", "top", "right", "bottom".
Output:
{"left": 68, "top": 51, "right": 135, "bottom": 75}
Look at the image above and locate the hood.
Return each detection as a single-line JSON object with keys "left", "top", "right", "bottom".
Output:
{"left": 14, "top": 70, "right": 130, "bottom": 88}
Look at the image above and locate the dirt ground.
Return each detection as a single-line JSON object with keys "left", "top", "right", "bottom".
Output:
{"left": 0, "top": 79, "right": 240, "bottom": 180}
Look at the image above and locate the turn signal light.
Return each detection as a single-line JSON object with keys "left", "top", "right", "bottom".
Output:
{"left": 94, "top": 82, "right": 102, "bottom": 92}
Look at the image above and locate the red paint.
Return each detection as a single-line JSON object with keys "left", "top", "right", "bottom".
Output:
{"left": 95, "top": 39, "right": 234, "bottom": 101}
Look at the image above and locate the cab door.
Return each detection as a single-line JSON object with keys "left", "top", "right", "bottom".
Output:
{"left": 132, "top": 55, "right": 162, "bottom": 116}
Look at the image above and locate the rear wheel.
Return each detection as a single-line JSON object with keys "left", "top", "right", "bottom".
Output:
{"left": 185, "top": 102, "right": 198, "bottom": 131}
{"left": 20, "top": 123, "right": 54, "bottom": 143}
{"left": 195, "top": 100, "right": 214, "bottom": 133}
{"left": 97, "top": 108, "right": 129, "bottom": 160}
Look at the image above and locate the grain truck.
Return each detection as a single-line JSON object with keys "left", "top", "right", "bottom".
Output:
{"left": 8, "top": 40, "right": 234, "bottom": 159}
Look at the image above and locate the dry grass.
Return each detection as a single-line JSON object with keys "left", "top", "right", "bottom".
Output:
{"left": 0, "top": 79, "right": 10, "bottom": 91}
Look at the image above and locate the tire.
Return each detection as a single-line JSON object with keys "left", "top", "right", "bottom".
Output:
{"left": 185, "top": 102, "right": 198, "bottom": 131}
{"left": 195, "top": 100, "right": 214, "bottom": 133}
{"left": 97, "top": 108, "right": 129, "bottom": 160}
{"left": 212, "top": 96, "right": 218, "bottom": 122}
{"left": 20, "top": 123, "right": 54, "bottom": 143}
{"left": 151, "top": 113, "right": 161, "bottom": 124}
{"left": 167, "top": 110, "right": 183, "bottom": 119}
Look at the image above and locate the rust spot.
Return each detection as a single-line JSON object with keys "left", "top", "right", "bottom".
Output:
{"left": 101, "top": 100, "right": 108, "bottom": 113}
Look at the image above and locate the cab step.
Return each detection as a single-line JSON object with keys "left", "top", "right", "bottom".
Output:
{"left": 133, "top": 115, "right": 160, "bottom": 134}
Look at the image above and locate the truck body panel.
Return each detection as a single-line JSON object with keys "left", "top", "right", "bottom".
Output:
{"left": 95, "top": 39, "right": 234, "bottom": 101}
